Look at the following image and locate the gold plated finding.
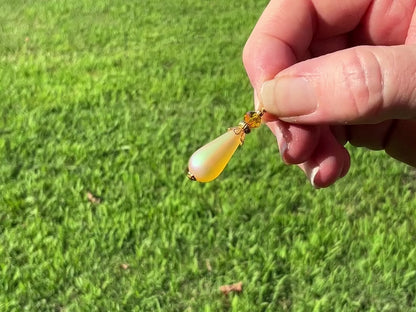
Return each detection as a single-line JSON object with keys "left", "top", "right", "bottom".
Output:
{"left": 187, "top": 109, "right": 264, "bottom": 182}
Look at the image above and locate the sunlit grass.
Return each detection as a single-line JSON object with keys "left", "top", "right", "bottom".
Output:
{"left": 0, "top": 0, "right": 416, "bottom": 310}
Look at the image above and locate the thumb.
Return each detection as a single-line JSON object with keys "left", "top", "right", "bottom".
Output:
{"left": 261, "top": 45, "right": 416, "bottom": 124}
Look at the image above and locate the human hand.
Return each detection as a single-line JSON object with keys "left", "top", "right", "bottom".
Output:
{"left": 243, "top": 0, "right": 416, "bottom": 187}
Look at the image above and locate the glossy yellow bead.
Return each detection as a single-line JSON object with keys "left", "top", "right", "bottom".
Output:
{"left": 244, "top": 111, "right": 262, "bottom": 129}
{"left": 187, "top": 128, "right": 244, "bottom": 182}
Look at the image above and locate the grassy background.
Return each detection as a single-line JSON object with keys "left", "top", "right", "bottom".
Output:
{"left": 1, "top": 0, "right": 416, "bottom": 311}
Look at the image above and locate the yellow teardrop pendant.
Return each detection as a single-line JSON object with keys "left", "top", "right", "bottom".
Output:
{"left": 187, "top": 109, "right": 265, "bottom": 182}
{"left": 187, "top": 128, "right": 245, "bottom": 182}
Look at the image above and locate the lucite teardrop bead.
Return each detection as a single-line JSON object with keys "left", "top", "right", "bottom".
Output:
{"left": 188, "top": 128, "right": 244, "bottom": 182}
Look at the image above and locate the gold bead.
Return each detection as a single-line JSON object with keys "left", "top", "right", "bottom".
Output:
{"left": 244, "top": 111, "right": 262, "bottom": 129}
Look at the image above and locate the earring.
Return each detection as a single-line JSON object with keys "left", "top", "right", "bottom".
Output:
{"left": 187, "top": 109, "right": 265, "bottom": 182}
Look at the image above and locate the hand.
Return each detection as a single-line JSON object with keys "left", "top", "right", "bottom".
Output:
{"left": 243, "top": 0, "right": 416, "bottom": 187}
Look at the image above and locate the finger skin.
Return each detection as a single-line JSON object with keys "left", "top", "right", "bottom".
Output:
{"left": 406, "top": 6, "right": 416, "bottom": 43}
{"left": 309, "top": 35, "right": 349, "bottom": 57}
{"left": 352, "top": 0, "right": 416, "bottom": 45}
{"left": 266, "top": 119, "right": 320, "bottom": 164}
{"left": 243, "top": 0, "right": 379, "bottom": 92}
{"left": 261, "top": 45, "right": 416, "bottom": 124}
{"left": 311, "top": 0, "right": 372, "bottom": 39}
{"left": 299, "top": 126, "right": 350, "bottom": 188}
{"left": 330, "top": 121, "right": 416, "bottom": 167}
{"left": 385, "top": 120, "right": 416, "bottom": 166}
{"left": 243, "top": 0, "right": 314, "bottom": 91}
{"left": 347, "top": 120, "right": 395, "bottom": 150}
{"left": 244, "top": 0, "right": 416, "bottom": 187}
{"left": 243, "top": 0, "right": 373, "bottom": 188}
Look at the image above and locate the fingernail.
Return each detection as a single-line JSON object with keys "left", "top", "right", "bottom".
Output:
{"left": 309, "top": 166, "right": 320, "bottom": 188}
{"left": 276, "top": 134, "right": 288, "bottom": 158}
{"left": 267, "top": 121, "right": 288, "bottom": 160}
{"left": 260, "top": 77, "right": 317, "bottom": 118}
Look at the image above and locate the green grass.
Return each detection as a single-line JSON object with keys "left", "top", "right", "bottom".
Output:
{"left": 1, "top": 0, "right": 416, "bottom": 311}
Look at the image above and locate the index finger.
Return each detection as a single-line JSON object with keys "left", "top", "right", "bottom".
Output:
{"left": 243, "top": 0, "right": 372, "bottom": 92}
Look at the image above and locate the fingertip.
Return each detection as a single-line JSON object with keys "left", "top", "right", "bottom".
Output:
{"left": 284, "top": 123, "right": 321, "bottom": 164}
{"left": 310, "top": 161, "right": 341, "bottom": 188}
{"left": 243, "top": 28, "right": 298, "bottom": 92}
{"left": 313, "top": 146, "right": 350, "bottom": 187}
{"left": 298, "top": 127, "right": 350, "bottom": 188}
{"left": 267, "top": 121, "right": 321, "bottom": 164}
{"left": 301, "top": 157, "right": 340, "bottom": 189}
{"left": 266, "top": 120, "right": 288, "bottom": 161}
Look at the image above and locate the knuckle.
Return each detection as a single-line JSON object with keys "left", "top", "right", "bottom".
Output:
{"left": 341, "top": 48, "right": 385, "bottom": 122}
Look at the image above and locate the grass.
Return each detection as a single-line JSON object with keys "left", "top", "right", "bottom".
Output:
{"left": 1, "top": 0, "right": 416, "bottom": 311}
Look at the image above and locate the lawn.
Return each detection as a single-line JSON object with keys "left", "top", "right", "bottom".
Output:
{"left": 1, "top": 0, "right": 416, "bottom": 311}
